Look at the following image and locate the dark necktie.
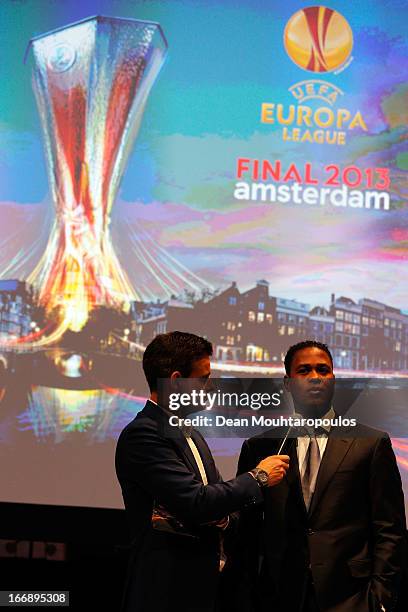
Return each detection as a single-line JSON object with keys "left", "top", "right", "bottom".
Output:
{"left": 301, "top": 434, "right": 321, "bottom": 510}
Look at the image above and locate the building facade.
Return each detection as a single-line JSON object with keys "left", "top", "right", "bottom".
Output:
{"left": 130, "top": 284, "right": 408, "bottom": 372}
{"left": 0, "top": 280, "right": 37, "bottom": 341}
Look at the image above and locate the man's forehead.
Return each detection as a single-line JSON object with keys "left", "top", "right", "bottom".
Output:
{"left": 292, "top": 347, "right": 332, "bottom": 365}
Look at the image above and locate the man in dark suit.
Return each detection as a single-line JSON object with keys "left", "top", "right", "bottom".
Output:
{"left": 227, "top": 340, "right": 406, "bottom": 612}
{"left": 115, "top": 331, "right": 289, "bottom": 612}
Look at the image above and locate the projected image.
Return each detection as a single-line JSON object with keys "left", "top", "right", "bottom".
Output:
{"left": 55, "top": 353, "right": 89, "bottom": 379}
{"left": 0, "top": 0, "right": 407, "bottom": 509}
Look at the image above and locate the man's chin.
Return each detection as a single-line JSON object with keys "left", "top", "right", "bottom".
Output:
{"left": 297, "top": 402, "right": 330, "bottom": 419}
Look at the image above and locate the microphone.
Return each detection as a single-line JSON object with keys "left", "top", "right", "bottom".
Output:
{"left": 277, "top": 426, "right": 292, "bottom": 455}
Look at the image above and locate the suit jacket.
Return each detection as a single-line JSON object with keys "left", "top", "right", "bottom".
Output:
{"left": 224, "top": 424, "right": 406, "bottom": 612}
{"left": 115, "top": 400, "right": 262, "bottom": 612}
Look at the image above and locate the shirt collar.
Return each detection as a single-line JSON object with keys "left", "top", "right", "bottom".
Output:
{"left": 148, "top": 398, "right": 193, "bottom": 438}
{"left": 293, "top": 406, "right": 335, "bottom": 435}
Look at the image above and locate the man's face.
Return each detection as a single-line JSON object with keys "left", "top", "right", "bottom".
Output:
{"left": 189, "top": 356, "right": 211, "bottom": 381}
{"left": 167, "top": 355, "right": 211, "bottom": 414}
{"left": 284, "top": 347, "right": 335, "bottom": 418}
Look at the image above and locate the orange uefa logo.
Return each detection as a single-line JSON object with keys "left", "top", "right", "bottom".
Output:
{"left": 284, "top": 6, "right": 353, "bottom": 73}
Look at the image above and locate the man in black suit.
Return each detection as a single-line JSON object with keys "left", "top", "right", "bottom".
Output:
{"left": 115, "top": 331, "right": 289, "bottom": 612}
{"left": 227, "top": 340, "right": 406, "bottom": 612}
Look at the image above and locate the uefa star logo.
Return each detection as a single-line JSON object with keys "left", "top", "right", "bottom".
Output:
{"left": 284, "top": 6, "right": 353, "bottom": 73}
{"left": 47, "top": 42, "right": 76, "bottom": 73}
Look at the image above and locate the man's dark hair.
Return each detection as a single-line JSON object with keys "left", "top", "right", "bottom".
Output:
{"left": 284, "top": 340, "right": 333, "bottom": 375}
{"left": 142, "top": 331, "right": 213, "bottom": 391}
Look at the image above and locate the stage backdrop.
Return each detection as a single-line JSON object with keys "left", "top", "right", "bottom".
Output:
{"left": 0, "top": 0, "right": 407, "bottom": 510}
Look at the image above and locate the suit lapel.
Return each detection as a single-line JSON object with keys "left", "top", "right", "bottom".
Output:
{"left": 171, "top": 432, "right": 206, "bottom": 482}
{"left": 264, "top": 437, "right": 307, "bottom": 533}
{"left": 259, "top": 430, "right": 355, "bottom": 519}
{"left": 285, "top": 437, "right": 301, "bottom": 486}
{"left": 308, "top": 435, "right": 355, "bottom": 518}
{"left": 285, "top": 437, "right": 308, "bottom": 516}
{"left": 191, "top": 430, "right": 218, "bottom": 483}
{"left": 141, "top": 401, "right": 204, "bottom": 481}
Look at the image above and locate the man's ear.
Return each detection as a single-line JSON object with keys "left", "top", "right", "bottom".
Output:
{"left": 170, "top": 371, "right": 182, "bottom": 389}
{"left": 283, "top": 374, "right": 290, "bottom": 392}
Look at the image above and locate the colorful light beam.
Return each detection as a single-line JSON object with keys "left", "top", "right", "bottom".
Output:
{"left": 26, "top": 16, "right": 167, "bottom": 334}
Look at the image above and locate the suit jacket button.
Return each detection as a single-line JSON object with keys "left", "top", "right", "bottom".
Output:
{"left": 308, "top": 529, "right": 315, "bottom": 535}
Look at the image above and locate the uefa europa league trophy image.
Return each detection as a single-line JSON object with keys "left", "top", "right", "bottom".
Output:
{"left": 26, "top": 16, "right": 167, "bottom": 336}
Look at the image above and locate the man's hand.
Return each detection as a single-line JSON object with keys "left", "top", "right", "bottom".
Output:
{"left": 203, "top": 516, "right": 230, "bottom": 529}
{"left": 256, "top": 455, "right": 290, "bottom": 486}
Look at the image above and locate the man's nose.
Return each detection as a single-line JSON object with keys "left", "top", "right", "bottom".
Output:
{"left": 308, "top": 370, "right": 321, "bottom": 381}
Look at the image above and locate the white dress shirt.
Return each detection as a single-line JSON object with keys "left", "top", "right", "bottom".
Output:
{"left": 184, "top": 435, "right": 208, "bottom": 485}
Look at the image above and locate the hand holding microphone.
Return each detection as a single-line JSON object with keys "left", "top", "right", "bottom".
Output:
{"left": 250, "top": 454, "right": 290, "bottom": 487}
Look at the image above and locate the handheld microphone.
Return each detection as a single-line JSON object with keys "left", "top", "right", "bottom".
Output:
{"left": 277, "top": 426, "right": 292, "bottom": 455}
